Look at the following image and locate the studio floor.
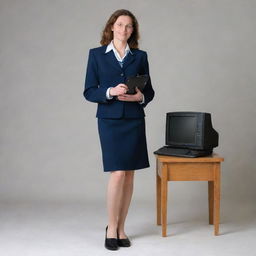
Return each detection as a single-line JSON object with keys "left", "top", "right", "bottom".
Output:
{"left": 0, "top": 200, "right": 255, "bottom": 256}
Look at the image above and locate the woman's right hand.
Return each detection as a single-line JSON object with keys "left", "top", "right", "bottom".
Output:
{"left": 109, "top": 84, "right": 128, "bottom": 96}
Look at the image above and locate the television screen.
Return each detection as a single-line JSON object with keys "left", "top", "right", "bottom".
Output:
{"left": 168, "top": 116, "right": 197, "bottom": 144}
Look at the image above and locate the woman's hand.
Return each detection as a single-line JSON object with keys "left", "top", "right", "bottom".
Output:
{"left": 117, "top": 87, "right": 143, "bottom": 102}
{"left": 109, "top": 84, "right": 128, "bottom": 96}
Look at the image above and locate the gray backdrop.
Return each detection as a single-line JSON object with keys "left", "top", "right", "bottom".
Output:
{"left": 1, "top": 0, "right": 256, "bottom": 210}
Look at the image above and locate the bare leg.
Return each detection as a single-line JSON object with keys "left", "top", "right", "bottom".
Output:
{"left": 117, "top": 170, "right": 135, "bottom": 238}
{"left": 106, "top": 170, "right": 125, "bottom": 238}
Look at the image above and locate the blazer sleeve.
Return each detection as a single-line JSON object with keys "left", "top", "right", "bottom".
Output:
{"left": 141, "top": 52, "right": 155, "bottom": 108}
{"left": 83, "top": 49, "right": 113, "bottom": 104}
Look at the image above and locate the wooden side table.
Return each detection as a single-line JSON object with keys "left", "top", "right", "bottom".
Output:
{"left": 155, "top": 153, "right": 224, "bottom": 237}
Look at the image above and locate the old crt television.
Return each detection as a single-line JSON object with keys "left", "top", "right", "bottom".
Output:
{"left": 154, "top": 112, "right": 219, "bottom": 157}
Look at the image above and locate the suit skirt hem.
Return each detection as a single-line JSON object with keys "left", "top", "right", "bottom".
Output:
{"left": 103, "top": 163, "right": 150, "bottom": 172}
{"left": 97, "top": 117, "right": 150, "bottom": 172}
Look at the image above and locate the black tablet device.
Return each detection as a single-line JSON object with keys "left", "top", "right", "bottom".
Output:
{"left": 125, "top": 74, "right": 149, "bottom": 94}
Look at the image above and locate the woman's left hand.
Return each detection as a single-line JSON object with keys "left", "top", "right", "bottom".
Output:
{"left": 117, "top": 87, "right": 143, "bottom": 102}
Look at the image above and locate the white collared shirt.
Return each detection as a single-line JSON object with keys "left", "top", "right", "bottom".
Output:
{"left": 105, "top": 40, "right": 133, "bottom": 64}
{"left": 105, "top": 41, "right": 144, "bottom": 104}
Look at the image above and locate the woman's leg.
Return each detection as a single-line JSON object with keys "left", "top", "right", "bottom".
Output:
{"left": 106, "top": 170, "right": 125, "bottom": 238}
{"left": 117, "top": 170, "right": 135, "bottom": 238}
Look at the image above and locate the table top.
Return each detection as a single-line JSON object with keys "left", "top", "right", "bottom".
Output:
{"left": 155, "top": 152, "right": 224, "bottom": 163}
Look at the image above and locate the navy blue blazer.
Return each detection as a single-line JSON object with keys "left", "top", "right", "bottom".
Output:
{"left": 83, "top": 45, "right": 155, "bottom": 118}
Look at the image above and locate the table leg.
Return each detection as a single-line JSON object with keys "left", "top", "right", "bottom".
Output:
{"left": 213, "top": 163, "right": 220, "bottom": 235}
{"left": 161, "top": 163, "right": 168, "bottom": 237}
{"left": 208, "top": 181, "right": 214, "bottom": 225}
{"left": 156, "top": 159, "right": 161, "bottom": 225}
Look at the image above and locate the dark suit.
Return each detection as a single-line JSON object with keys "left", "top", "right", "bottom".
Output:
{"left": 83, "top": 45, "right": 155, "bottom": 118}
{"left": 83, "top": 45, "right": 154, "bottom": 171}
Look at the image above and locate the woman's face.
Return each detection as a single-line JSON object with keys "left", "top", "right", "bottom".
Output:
{"left": 111, "top": 15, "right": 133, "bottom": 43}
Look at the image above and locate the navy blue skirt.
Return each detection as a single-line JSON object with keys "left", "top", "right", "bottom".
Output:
{"left": 97, "top": 118, "right": 150, "bottom": 172}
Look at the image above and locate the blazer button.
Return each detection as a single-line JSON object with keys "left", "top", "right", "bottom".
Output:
{"left": 120, "top": 73, "right": 124, "bottom": 76}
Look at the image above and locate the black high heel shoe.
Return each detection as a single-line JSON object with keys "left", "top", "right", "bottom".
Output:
{"left": 105, "top": 226, "right": 119, "bottom": 250}
{"left": 117, "top": 229, "right": 131, "bottom": 247}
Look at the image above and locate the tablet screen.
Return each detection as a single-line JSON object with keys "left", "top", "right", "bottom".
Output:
{"left": 125, "top": 75, "right": 149, "bottom": 94}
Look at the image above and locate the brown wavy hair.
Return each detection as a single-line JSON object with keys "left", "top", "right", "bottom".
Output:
{"left": 100, "top": 9, "right": 140, "bottom": 49}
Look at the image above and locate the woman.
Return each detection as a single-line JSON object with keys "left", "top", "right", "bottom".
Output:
{"left": 83, "top": 9, "right": 154, "bottom": 250}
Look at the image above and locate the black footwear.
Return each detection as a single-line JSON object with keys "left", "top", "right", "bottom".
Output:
{"left": 117, "top": 229, "right": 131, "bottom": 247}
{"left": 105, "top": 226, "right": 119, "bottom": 250}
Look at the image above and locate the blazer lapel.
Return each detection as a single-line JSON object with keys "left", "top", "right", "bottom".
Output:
{"left": 103, "top": 49, "right": 123, "bottom": 71}
{"left": 122, "top": 51, "right": 136, "bottom": 70}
